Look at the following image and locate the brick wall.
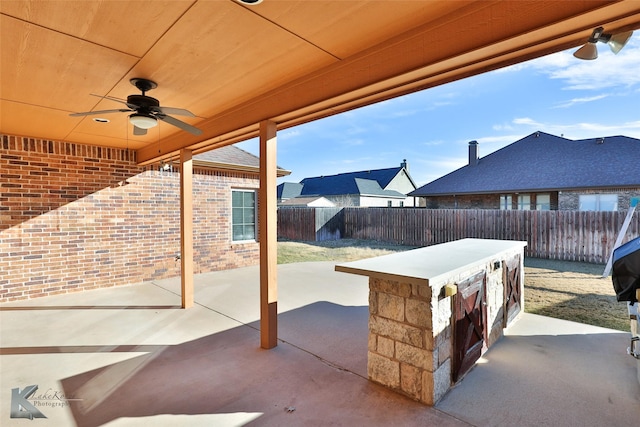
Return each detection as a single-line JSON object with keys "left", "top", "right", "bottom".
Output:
{"left": 0, "top": 134, "right": 260, "bottom": 302}
{"left": 559, "top": 188, "right": 640, "bottom": 210}
{"left": 424, "top": 194, "right": 499, "bottom": 209}
{"left": 421, "top": 190, "right": 640, "bottom": 211}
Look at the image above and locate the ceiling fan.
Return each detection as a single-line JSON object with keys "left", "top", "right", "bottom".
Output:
{"left": 70, "top": 78, "right": 202, "bottom": 136}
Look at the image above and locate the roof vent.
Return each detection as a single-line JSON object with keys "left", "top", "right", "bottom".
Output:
{"left": 401, "top": 159, "right": 409, "bottom": 172}
{"left": 597, "top": 137, "right": 605, "bottom": 144}
{"left": 535, "top": 131, "right": 540, "bottom": 138}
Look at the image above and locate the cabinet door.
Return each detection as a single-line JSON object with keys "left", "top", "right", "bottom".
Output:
{"left": 453, "top": 271, "right": 486, "bottom": 382}
{"left": 503, "top": 255, "right": 522, "bottom": 326}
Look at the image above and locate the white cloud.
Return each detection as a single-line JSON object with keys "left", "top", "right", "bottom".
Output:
{"left": 391, "top": 109, "right": 419, "bottom": 118}
{"left": 492, "top": 123, "right": 514, "bottom": 131}
{"left": 513, "top": 117, "right": 543, "bottom": 127}
{"left": 501, "top": 117, "right": 640, "bottom": 140}
{"left": 279, "top": 129, "right": 302, "bottom": 140}
{"left": 494, "top": 40, "right": 640, "bottom": 91}
{"left": 552, "top": 94, "right": 608, "bottom": 108}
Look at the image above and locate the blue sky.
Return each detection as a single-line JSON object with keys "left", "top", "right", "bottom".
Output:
{"left": 236, "top": 37, "right": 640, "bottom": 188}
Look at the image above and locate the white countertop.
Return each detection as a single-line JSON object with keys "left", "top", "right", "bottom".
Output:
{"left": 335, "top": 238, "right": 527, "bottom": 286}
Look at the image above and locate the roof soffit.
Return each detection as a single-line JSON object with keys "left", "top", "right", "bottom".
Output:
{"left": 3, "top": 1, "right": 640, "bottom": 166}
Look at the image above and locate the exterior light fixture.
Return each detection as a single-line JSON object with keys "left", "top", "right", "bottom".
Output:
{"left": 573, "top": 27, "right": 633, "bottom": 60}
{"left": 129, "top": 113, "right": 157, "bottom": 129}
{"left": 160, "top": 161, "right": 173, "bottom": 172}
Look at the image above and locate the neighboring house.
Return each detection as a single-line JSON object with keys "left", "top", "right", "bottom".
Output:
{"left": 410, "top": 132, "right": 640, "bottom": 211}
{"left": 278, "top": 160, "right": 417, "bottom": 207}
{"left": 279, "top": 196, "right": 336, "bottom": 207}
{"left": 0, "top": 136, "right": 289, "bottom": 302}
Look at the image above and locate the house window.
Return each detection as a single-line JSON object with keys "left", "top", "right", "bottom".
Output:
{"left": 500, "top": 195, "right": 512, "bottom": 210}
{"left": 232, "top": 190, "right": 256, "bottom": 241}
{"left": 536, "top": 194, "right": 550, "bottom": 211}
{"left": 579, "top": 194, "right": 618, "bottom": 211}
{"left": 517, "top": 194, "right": 531, "bottom": 210}
{"left": 387, "top": 201, "right": 392, "bottom": 207}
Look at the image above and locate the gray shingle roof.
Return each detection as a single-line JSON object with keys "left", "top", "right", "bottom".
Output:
{"left": 277, "top": 182, "right": 303, "bottom": 199}
{"left": 354, "top": 178, "right": 406, "bottom": 198}
{"left": 410, "top": 132, "right": 640, "bottom": 196}
{"left": 195, "top": 145, "right": 260, "bottom": 168}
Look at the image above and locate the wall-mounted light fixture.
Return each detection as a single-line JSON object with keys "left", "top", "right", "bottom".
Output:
{"left": 160, "top": 160, "right": 174, "bottom": 172}
{"left": 573, "top": 27, "right": 633, "bottom": 60}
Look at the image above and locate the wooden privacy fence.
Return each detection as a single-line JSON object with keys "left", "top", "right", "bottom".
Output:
{"left": 277, "top": 207, "right": 640, "bottom": 264}
{"left": 278, "top": 207, "right": 344, "bottom": 241}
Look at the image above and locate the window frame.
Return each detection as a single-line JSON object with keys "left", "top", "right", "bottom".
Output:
{"left": 517, "top": 194, "right": 531, "bottom": 211}
{"left": 579, "top": 194, "right": 618, "bottom": 212}
{"left": 500, "top": 194, "right": 512, "bottom": 210}
{"left": 536, "top": 193, "right": 551, "bottom": 211}
{"left": 231, "top": 189, "right": 257, "bottom": 243}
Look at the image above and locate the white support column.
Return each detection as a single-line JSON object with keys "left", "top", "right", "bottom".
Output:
{"left": 259, "top": 120, "right": 278, "bottom": 349}
{"left": 180, "top": 149, "right": 194, "bottom": 308}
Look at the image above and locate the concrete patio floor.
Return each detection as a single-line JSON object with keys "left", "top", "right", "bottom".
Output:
{"left": 1, "top": 261, "right": 639, "bottom": 426}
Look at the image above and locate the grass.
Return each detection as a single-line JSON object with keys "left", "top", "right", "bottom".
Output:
{"left": 524, "top": 258, "right": 628, "bottom": 331}
{"left": 278, "top": 239, "right": 630, "bottom": 332}
{"left": 277, "top": 238, "right": 418, "bottom": 264}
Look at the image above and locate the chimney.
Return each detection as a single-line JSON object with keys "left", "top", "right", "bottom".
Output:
{"left": 400, "top": 159, "right": 409, "bottom": 172}
{"left": 468, "top": 141, "right": 479, "bottom": 166}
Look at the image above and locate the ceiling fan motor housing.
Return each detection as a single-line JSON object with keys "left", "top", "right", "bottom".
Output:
{"left": 127, "top": 94, "right": 160, "bottom": 114}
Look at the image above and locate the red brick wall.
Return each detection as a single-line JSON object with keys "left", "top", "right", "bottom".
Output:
{"left": 0, "top": 134, "right": 259, "bottom": 302}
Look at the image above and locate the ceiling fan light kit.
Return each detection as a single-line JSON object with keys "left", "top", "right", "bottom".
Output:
{"left": 129, "top": 114, "right": 158, "bottom": 129}
{"left": 573, "top": 26, "right": 633, "bottom": 60}
{"left": 70, "top": 78, "right": 202, "bottom": 136}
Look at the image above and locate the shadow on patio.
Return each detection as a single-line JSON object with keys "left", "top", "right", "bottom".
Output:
{"left": 1, "top": 262, "right": 638, "bottom": 426}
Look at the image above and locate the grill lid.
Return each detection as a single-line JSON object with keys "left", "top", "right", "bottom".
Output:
{"left": 612, "top": 236, "right": 640, "bottom": 303}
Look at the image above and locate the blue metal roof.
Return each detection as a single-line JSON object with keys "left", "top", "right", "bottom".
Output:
{"left": 410, "top": 132, "right": 640, "bottom": 196}
{"left": 300, "top": 167, "right": 404, "bottom": 196}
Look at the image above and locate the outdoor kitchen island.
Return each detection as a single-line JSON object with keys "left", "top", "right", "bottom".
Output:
{"left": 335, "top": 238, "right": 527, "bottom": 405}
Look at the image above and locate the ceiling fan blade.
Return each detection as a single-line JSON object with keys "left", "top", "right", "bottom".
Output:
{"left": 157, "top": 106, "right": 196, "bottom": 117}
{"left": 157, "top": 114, "right": 202, "bottom": 136}
{"left": 133, "top": 126, "right": 147, "bottom": 136}
{"left": 90, "top": 93, "right": 129, "bottom": 106}
{"left": 69, "top": 109, "right": 131, "bottom": 117}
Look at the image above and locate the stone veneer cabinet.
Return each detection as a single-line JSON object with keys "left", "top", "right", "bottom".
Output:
{"left": 336, "top": 238, "right": 527, "bottom": 405}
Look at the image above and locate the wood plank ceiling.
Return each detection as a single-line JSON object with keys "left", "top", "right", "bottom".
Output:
{"left": 2, "top": 0, "right": 640, "bottom": 165}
